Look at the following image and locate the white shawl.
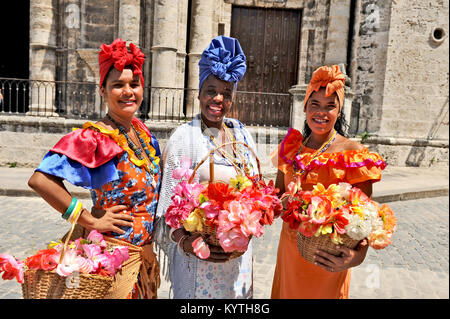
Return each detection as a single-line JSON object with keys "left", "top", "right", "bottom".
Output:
{"left": 155, "top": 114, "right": 258, "bottom": 298}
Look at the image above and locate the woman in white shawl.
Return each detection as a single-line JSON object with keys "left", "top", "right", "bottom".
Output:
{"left": 155, "top": 36, "right": 258, "bottom": 298}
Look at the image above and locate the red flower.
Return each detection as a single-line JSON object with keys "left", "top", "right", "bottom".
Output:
{"left": 282, "top": 199, "right": 303, "bottom": 230}
{"left": 25, "top": 249, "right": 58, "bottom": 271}
{"left": 204, "top": 182, "right": 236, "bottom": 209}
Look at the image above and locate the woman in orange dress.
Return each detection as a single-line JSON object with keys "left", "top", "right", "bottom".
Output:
{"left": 270, "top": 65, "right": 386, "bottom": 299}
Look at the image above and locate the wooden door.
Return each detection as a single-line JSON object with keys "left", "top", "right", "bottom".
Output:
{"left": 230, "top": 6, "right": 302, "bottom": 127}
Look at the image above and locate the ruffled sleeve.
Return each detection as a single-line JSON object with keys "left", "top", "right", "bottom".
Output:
{"left": 50, "top": 126, "right": 124, "bottom": 168}
{"left": 271, "top": 128, "right": 303, "bottom": 174}
{"left": 340, "top": 149, "right": 386, "bottom": 184}
{"left": 36, "top": 152, "right": 119, "bottom": 189}
{"left": 299, "top": 148, "right": 386, "bottom": 187}
{"left": 36, "top": 125, "right": 124, "bottom": 189}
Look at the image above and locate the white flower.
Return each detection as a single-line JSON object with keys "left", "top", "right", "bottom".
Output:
{"left": 344, "top": 211, "right": 373, "bottom": 240}
{"left": 337, "top": 182, "right": 352, "bottom": 201}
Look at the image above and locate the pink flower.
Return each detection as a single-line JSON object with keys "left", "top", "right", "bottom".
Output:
{"left": 82, "top": 244, "right": 102, "bottom": 259}
{"left": 192, "top": 237, "right": 210, "bottom": 259}
{"left": 172, "top": 156, "right": 194, "bottom": 180}
{"left": 87, "top": 230, "right": 107, "bottom": 248}
{"left": 217, "top": 228, "right": 250, "bottom": 252}
{"left": 200, "top": 200, "right": 220, "bottom": 219}
{"left": 240, "top": 209, "right": 264, "bottom": 238}
{"left": 82, "top": 244, "right": 103, "bottom": 271}
{"left": 0, "top": 254, "right": 24, "bottom": 284}
{"left": 76, "top": 256, "right": 94, "bottom": 274}
{"left": 165, "top": 203, "right": 193, "bottom": 229}
{"left": 165, "top": 180, "right": 206, "bottom": 229}
{"left": 113, "top": 246, "right": 129, "bottom": 262}
{"left": 56, "top": 249, "right": 80, "bottom": 277}
{"left": 94, "top": 253, "right": 116, "bottom": 275}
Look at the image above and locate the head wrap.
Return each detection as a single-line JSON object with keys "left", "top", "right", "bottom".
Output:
{"left": 198, "top": 36, "right": 247, "bottom": 90}
{"left": 98, "top": 38, "right": 145, "bottom": 88}
{"left": 304, "top": 65, "right": 346, "bottom": 110}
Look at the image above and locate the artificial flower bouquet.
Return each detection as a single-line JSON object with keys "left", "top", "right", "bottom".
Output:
{"left": 281, "top": 179, "right": 397, "bottom": 263}
{"left": 0, "top": 230, "right": 130, "bottom": 299}
{"left": 165, "top": 156, "right": 283, "bottom": 259}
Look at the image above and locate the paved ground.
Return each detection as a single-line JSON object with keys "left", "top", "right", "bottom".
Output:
{"left": 0, "top": 195, "right": 448, "bottom": 299}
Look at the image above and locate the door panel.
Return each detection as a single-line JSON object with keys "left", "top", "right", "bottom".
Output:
{"left": 231, "top": 6, "right": 302, "bottom": 127}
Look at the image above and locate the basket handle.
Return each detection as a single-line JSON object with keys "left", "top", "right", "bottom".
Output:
{"left": 58, "top": 209, "right": 83, "bottom": 264}
{"left": 188, "top": 140, "right": 262, "bottom": 184}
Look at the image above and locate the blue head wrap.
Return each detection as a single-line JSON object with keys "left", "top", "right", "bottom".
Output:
{"left": 198, "top": 36, "right": 247, "bottom": 90}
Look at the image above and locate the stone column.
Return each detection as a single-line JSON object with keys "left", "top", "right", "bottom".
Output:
{"left": 28, "top": 0, "right": 58, "bottom": 116}
{"left": 149, "top": 0, "right": 179, "bottom": 120}
{"left": 76, "top": 49, "right": 102, "bottom": 115}
{"left": 288, "top": 84, "right": 307, "bottom": 131}
{"left": 118, "top": 0, "right": 141, "bottom": 44}
{"left": 324, "top": 0, "right": 352, "bottom": 65}
{"left": 185, "top": 0, "right": 215, "bottom": 119}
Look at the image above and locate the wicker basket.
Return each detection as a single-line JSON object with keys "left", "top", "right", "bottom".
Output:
{"left": 21, "top": 212, "right": 114, "bottom": 299}
{"left": 296, "top": 232, "right": 360, "bottom": 265}
{"left": 188, "top": 141, "right": 261, "bottom": 260}
{"left": 21, "top": 270, "right": 113, "bottom": 299}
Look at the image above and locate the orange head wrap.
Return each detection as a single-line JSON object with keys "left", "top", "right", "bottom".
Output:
{"left": 98, "top": 38, "right": 145, "bottom": 88}
{"left": 303, "top": 65, "right": 345, "bottom": 110}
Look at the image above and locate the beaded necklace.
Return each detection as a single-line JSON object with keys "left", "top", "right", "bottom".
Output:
{"left": 293, "top": 129, "right": 337, "bottom": 176}
{"left": 106, "top": 114, "right": 160, "bottom": 179}
{"left": 200, "top": 118, "right": 249, "bottom": 175}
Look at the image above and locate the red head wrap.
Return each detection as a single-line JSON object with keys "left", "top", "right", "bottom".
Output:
{"left": 98, "top": 38, "right": 145, "bottom": 88}
{"left": 304, "top": 65, "right": 346, "bottom": 110}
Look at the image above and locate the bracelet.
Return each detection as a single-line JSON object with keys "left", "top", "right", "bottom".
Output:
{"left": 62, "top": 198, "right": 78, "bottom": 220}
{"left": 68, "top": 201, "right": 83, "bottom": 224}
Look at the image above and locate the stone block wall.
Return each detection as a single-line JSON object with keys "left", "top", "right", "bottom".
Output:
{"left": 379, "top": 0, "right": 449, "bottom": 141}
{"left": 352, "top": 0, "right": 392, "bottom": 135}
{"left": 0, "top": 116, "right": 286, "bottom": 175}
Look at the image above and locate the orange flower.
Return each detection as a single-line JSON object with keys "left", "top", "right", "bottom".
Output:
{"left": 379, "top": 204, "right": 397, "bottom": 233}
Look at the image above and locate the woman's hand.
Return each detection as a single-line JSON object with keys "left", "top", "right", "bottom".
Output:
{"left": 313, "top": 239, "right": 369, "bottom": 272}
{"left": 173, "top": 228, "right": 233, "bottom": 263}
{"left": 80, "top": 205, "right": 134, "bottom": 235}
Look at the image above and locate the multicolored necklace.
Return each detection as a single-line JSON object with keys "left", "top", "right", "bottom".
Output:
{"left": 106, "top": 114, "right": 159, "bottom": 181}
{"left": 293, "top": 129, "right": 337, "bottom": 176}
{"left": 200, "top": 118, "right": 249, "bottom": 175}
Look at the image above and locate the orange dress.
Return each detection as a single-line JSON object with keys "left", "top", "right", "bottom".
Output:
{"left": 270, "top": 128, "right": 386, "bottom": 299}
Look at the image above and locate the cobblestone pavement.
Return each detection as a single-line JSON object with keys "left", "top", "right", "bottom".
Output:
{"left": 0, "top": 196, "right": 448, "bottom": 299}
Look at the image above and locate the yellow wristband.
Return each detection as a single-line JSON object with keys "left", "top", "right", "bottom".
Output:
{"left": 68, "top": 201, "right": 83, "bottom": 224}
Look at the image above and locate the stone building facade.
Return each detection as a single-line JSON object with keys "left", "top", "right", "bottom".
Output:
{"left": 1, "top": 0, "right": 448, "bottom": 167}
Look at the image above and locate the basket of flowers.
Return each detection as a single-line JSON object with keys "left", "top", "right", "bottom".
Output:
{"left": 165, "top": 141, "right": 283, "bottom": 260}
{"left": 281, "top": 179, "right": 397, "bottom": 264}
{"left": 0, "top": 218, "right": 130, "bottom": 299}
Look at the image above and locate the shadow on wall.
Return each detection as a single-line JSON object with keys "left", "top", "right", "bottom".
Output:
{"left": 406, "top": 96, "right": 449, "bottom": 167}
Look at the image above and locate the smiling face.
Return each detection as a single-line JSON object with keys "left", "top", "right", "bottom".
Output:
{"left": 304, "top": 87, "right": 341, "bottom": 136}
{"left": 100, "top": 67, "right": 143, "bottom": 119}
{"left": 198, "top": 75, "right": 235, "bottom": 128}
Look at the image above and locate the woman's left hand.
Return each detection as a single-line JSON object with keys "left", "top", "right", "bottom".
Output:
{"left": 313, "top": 239, "right": 369, "bottom": 272}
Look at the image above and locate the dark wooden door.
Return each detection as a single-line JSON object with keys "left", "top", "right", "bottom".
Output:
{"left": 230, "top": 6, "right": 302, "bottom": 127}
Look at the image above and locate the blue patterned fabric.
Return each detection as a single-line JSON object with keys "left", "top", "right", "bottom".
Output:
{"left": 198, "top": 36, "right": 247, "bottom": 90}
